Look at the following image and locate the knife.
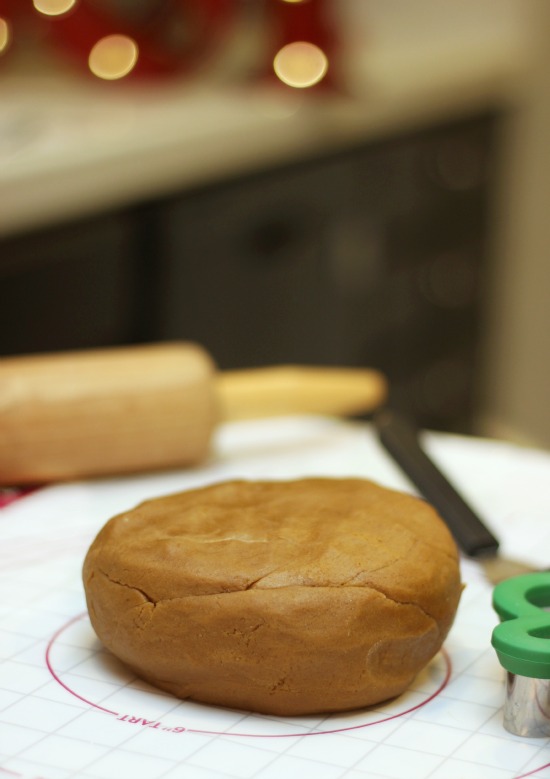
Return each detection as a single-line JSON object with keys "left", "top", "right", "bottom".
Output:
{"left": 373, "top": 409, "right": 534, "bottom": 585}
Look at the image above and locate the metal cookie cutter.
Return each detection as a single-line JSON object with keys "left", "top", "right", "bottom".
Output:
{"left": 492, "top": 572, "right": 550, "bottom": 737}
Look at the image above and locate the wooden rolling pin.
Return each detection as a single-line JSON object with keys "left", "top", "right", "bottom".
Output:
{"left": 0, "top": 342, "right": 386, "bottom": 485}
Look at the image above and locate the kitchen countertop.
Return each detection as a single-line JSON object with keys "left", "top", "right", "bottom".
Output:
{"left": 0, "top": 8, "right": 530, "bottom": 239}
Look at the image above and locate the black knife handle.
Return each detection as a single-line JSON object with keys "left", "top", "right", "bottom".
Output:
{"left": 373, "top": 410, "right": 500, "bottom": 558}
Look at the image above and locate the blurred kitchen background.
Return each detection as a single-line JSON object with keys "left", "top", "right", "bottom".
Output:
{"left": 1, "top": 0, "right": 549, "bottom": 447}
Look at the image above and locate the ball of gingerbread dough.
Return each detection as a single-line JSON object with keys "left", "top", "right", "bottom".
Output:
{"left": 83, "top": 478, "right": 462, "bottom": 715}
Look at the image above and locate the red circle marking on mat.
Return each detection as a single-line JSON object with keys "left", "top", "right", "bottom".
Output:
{"left": 46, "top": 612, "right": 451, "bottom": 738}
{"left": 45, "top": 613, "right": 119, "bottom": 716}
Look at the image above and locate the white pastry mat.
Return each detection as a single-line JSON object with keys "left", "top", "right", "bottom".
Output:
{"left": 2, "top": 416, "right": 550, "bottom": 779}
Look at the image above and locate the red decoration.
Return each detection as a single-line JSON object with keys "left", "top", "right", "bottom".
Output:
{"left": 0, "top": 0, "right": 20, "bottom": 61}
{"left": 22, "top": 0, "right": 235, "bottom": 79}
{"left": 1, "top": 1, "right": 340, "bottom": 86}
{"left": 0, "top": 0, "right": 19, "bottom": 15}
{"left": 265, "top": 0, "right": 339, "bottom": 89}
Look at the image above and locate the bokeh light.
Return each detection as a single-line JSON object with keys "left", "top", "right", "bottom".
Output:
{"left": 273, "top": 41, "right": 328, "bottom": 88}
{"left": 88, "top": 35, "right": 139, "bottom": 81}
{"left": 33, "top": 0, "right": 78, "bottom": 16}
{"left": 0, "top": 18, "right": 10, "bottom": 55}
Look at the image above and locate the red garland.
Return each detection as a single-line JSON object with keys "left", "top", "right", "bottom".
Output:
{"left": 1, "top": 1, "right": 339, "bottom": 85}
{"left": 5, "top": 0, "right": 234, "bottom": 78}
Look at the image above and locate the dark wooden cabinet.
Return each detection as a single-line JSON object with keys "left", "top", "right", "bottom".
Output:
{"left": 0, "top": 212, "right": 143, "bottom": 355}
{"left": 156, "top": 154, "right": 353, "bottom": 368}
{"left": 0, "top": 111, "right": 499, "bottom": 433}
{"left": 156, "top": 112, "right": 498, "bottom": 432}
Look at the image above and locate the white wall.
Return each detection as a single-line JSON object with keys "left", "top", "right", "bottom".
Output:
{"left": 479, "top": 0, "right": 550, "bottom": 449}
{"left": 339, "top": 0, "right": 549, "bottom": 448}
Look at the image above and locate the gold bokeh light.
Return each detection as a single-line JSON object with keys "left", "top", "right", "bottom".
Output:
{"left": 0, "top": 18, "right": 10, "bottom": 55}
{"left": 33, "top": 0, "right": 78, "bottom": 16}
{"left": 273, "top": 41, "right": 328, "bottom": 89}
{"left": 88, "top": 35, "right": 139, "bottom": 81}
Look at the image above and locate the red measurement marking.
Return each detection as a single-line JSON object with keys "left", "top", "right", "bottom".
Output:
{"left": 116, "top": 714, "right": 186, "bottom": 733}
{"left": 45, "top": 613, "right": 119, "bottom": 717}
{"left": 46, "top": 612, "right": 452, "bottom": 738}
{"left": 516, "top": 765, "right": 550, "bottom": 779}
{"left": 42, "top": 613, "right": 550, "bottom": 777}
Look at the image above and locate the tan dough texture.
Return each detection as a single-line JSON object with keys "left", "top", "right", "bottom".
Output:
{"left": 83, "top": 478, "right": 462, "bottom": 715}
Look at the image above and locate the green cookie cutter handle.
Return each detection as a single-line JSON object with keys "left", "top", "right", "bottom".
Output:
{"left": 492, "top": 572, "right": 550, "bottom": 679}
